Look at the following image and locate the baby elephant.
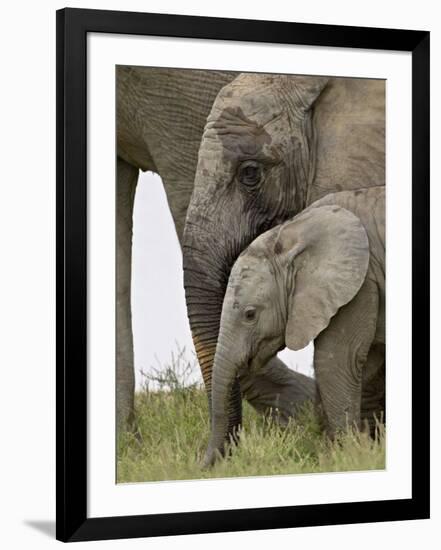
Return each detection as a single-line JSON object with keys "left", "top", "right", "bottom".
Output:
{"left": 204, "top": 186, "right": 385, "bottom": 466}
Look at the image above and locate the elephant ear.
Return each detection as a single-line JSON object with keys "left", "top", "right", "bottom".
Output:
{"left": 274, "top": 205, "right": 370, "bottom": 351}
{"left": 285, "top": 76, "right": 329, "bottom": 114}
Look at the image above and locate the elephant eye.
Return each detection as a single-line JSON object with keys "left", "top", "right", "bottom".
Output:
{"left": 237, "top": 161, "right": 263, "bottom": 187}
{"left": 244, "top": 306, "right": 257, "bottom": 322}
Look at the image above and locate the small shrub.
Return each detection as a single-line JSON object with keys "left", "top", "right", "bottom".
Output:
{"left": 138, "top": 344, "right": 202, "bottom": 393}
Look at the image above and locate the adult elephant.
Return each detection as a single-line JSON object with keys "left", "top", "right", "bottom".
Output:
{"left": 116, "top": 66, "right": 236, "bottom": 436}
{"left": 183, "top": 73, "right": 385, "bottom": 440}
{"left": 116, "top": 67, "right": 315, "bottom": 437}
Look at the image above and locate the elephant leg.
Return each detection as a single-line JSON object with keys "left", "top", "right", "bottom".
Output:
{"left": 313, "top": 280, "right": 379, "bottom": 437}
{"left": 239, "top": 356, "right": 316, "bottom": 427}
{"left": 361, "top": 342, "right": 385, "bottom": 434}
{"left": 116, "top": 157, "right": 139, "bottom": 439}
{"left": 160, "top": 176, "right": 193, "bottom": 246}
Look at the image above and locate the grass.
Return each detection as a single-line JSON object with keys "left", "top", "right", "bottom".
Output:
{"left": 117, "top": 348, "right": 385, "bottom": 483}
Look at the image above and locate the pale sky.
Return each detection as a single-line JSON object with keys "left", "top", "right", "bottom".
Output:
{"left": 131, "top": 171, "right": 313, "bottom": 389}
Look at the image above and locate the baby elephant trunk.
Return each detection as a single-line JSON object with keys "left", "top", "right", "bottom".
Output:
{"left": 203, "top": 335, "right": 242, "bottom": 467}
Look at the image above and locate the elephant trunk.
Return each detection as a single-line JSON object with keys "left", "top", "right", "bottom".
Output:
{"left": 204, "top": 331, "right": 242, "bottom": 466}
{"left": 183, "top": 222, "right": 242, "bottom": 434}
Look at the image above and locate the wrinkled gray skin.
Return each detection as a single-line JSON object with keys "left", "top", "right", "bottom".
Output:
{"left": 204, "top": 187, "right": 385, "bottom": 466}
{"left": 116, "top": 67, "right": 236, "bottom": 436}
{"left": 116, "top": 68, "right": 315, "bottom": 436}
{"left": 183, "top": 74, "right": 385, "bottom": 441}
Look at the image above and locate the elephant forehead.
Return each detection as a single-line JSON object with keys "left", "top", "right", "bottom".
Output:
{"left": 228, "top": 257, "right": 274, "bottom": 298}
{"left": 203, "top": 106, "right": 287, "bottom": 169}
{"left": 211, "top": 77, "right": 285, "bottom": 129}
{"left": 213, "top": 106, "right": 272, "bottom": 155}
{"left": 202, "top": 78, "right": 291, "bottom": 167}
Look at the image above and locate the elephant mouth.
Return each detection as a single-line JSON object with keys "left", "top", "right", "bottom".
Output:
{"left": 237, "top": 360, "right": 251, "bottom": 379}
{"left": 245, "top": 341, "right": 285, "bottom": 375}
{"left": 238, "top": 354, "right": 265, "bottom": 378}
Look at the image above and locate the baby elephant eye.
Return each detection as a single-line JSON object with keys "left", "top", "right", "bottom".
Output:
{"left": 244, "top": 306, "right": 257, "bottom": 321}
{"left": 237, "top": 161, "right": 263, "bottom": 187}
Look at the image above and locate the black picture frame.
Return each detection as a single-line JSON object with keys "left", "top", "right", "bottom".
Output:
{"left": 56, "top": 8, "right": 430, "bottom": 542}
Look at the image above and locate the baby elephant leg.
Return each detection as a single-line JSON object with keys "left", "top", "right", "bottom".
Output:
{"left": 314, "top": 280, "right": 379, "bottom": 437}
{"left": 361, "top": 343, "right": 385, "bottom": 435}
{"left": 239, "top": 356, "right": 316, "bottom": 426}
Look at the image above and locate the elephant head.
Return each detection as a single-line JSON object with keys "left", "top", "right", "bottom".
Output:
{"left": 183, "top": 73, "right": 329, "bottom": 432}
{"left": 203, "top": 204, "right": 370, "bottom": 465}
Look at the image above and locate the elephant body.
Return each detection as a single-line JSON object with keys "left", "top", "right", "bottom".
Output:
{"left": 117, "top": 67, "right": 237, "bottom": 240}
{"left": 310, "top": 188, "right": 385, "bottom": 433}
{"left": 309, "top": 77, "right": 385, "bottom": 203}
{"left": 183, "top": 73, "right": 385, "bottom": 440}
{"left": 116, "top": 67, "right": 237, "bottom": 434}
{"left": 115, "top": 68, "right": 316, "bottom": 435}
{"left": 205, "top": 186, "right": 385, "bottom": 465}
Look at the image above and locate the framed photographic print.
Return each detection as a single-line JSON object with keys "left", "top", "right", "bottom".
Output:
{"left": 56, "top": 8, "right": 430, "bottom": 542}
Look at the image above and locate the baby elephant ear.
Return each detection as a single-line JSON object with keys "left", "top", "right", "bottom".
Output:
{"left": 276, "top": 205, "right": 370, "bottom": 351}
